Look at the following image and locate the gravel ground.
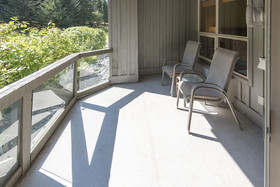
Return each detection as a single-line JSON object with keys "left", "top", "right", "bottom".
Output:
{"left": 78, "top": 54, "right": 109, "bottom": 90}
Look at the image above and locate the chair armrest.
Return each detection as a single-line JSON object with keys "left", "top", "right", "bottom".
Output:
{"left": 162, "top": 57, "right": 181, "bottom": 66}
{"left": 178, "top": 70, "right": 206, "bottom": 81}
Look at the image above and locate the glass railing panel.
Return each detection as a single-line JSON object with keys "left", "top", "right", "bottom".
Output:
{"left": 31, "top": 64, "right": 74, "bottom": 150}
{"left": 78, "top": 54, "right": 109, "bottom": 91}
{"left": 0, "top": 100, "right": 20, "bottom": 186}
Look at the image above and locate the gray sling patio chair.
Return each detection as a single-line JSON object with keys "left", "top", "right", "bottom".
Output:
{"left": 162, "top": 40, "right": 201, "bottom": 97}
{"left": 176, "top": 47, "right": 243, "bottom": 133}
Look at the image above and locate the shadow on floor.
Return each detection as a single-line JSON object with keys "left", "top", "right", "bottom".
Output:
{"left": 16, "top": 75, "right": 263, "bottom": 187}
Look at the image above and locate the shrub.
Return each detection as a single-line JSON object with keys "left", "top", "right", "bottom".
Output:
{"left": 0, "top": 19, "right": 107, "bottom": 88}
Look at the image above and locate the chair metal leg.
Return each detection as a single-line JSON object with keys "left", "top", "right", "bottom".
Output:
{"left": 161, "top": 71, "right": 165, "bottom": 86}
{"left": 176, "top": 80, "right": 179, "bottom": 98}
{"left": 183, "top": 96, "right": 187, "bottom": 108}
{"left": 170, "top": 74, "right": 175, "bottom": 97}
{"left": 187, "top": 96, "right": 195, "bottom": 133}
{"left": 224, "top": 95, "right": 243, "bottom": 131}
{"left": 176, "top": 88, "right": 181, "bottom": 108}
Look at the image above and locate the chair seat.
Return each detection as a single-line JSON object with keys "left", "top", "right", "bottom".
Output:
{"left": 177, "top": 81, "right": 224, "bottom": 102}
{"left": 162, "top": 65, "right": 192, "bottom": 77}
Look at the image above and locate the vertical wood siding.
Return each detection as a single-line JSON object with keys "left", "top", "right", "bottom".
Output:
{"left": 110, "top": 0, "right": 138, "bottom": 83}
{"left": 234, "top": 27, "right": 265, "bottom": 124}
{"left": 138, "top": 0, "right": 198, "bottom": 75}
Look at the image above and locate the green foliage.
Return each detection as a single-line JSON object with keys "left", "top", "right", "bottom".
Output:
{"left": 0, "top": 0, "right": 109, "bottom": 28}
{"left": 0, "top": 19, "right": 107, "bottom": 88}
{"left": 64, "top": 26, "right": 106, "bottom": 51}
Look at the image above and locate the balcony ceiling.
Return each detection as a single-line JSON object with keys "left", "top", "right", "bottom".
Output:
{"left": 16, "top": 75, "right": 263, "bottom": 187}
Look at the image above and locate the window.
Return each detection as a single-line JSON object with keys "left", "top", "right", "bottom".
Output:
{"left": 218, "top": 38, "right": 247, "bottom": 76}
{"left": 200, "top": 0, "right": 216, "bottom": 33}
{"left": 198, "top": 0, "right": 248, "bottom": 78}
{"left": 219, "top": 0, "right": 247, "bottom": 36}
{"left": 200, "top": 36, "right": 215, "bottom": 60}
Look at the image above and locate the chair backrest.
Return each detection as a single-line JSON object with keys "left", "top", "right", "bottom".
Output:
{"left": 205, "top": 47, "right": 239, "bottom": 92}
{"left": 182, "top": 40, "right": 201, "bottom": 68}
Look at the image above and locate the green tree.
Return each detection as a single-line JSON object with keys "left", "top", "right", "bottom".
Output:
{"left": 103, "top": 0, "right": 108, "bottom": 23}
{"left": 38, "top": 0, "right": 81, "bottom": 28}
{"left": 0, "top": 0, "right": 108, "bottom": 28}
{"left": 0, "top": 0, "right": 38, "bottom": 23}
{"left": 96, "top": 0, "right": 108, "bottom": 24}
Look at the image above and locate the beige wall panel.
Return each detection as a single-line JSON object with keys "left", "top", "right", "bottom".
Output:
{"left": 110, "top": 0, "right": 139, "bottom": 82}
{"left": 111, "top": 0, "right": 119, "bottom": 76}
{"left": 138, "top": 0, "right": 198, "bottom": 75}
{"left": 236, "top": 80, "right": 242, "bottom": 101}
{"left": 120, "top": 0, "right": 128, "bottom": 75}
{"left": 130, "top": 0, "right": 139, "bottom": 75}
{"left": 185, "top": 0, "right": 190, "bottom": 41}
{"left": 172, "top": 0, "right": 180, "bottom": 58}
{"left": 154, "top": 0, "right": 160, "bottom": 68}
{"left": 179, "top": 0, "right": 187, "bottom": 58}
{"left": 159, "top": 0, "right": 167, "bottom": 68}
{"left": 250, "top": 28, "right": 265, "bottom": 116}
{"left": 241, "top": 82, "right": 250, "bottom": 106}
{"left": 189, "top": 0, "right": 198, "bottom": 40}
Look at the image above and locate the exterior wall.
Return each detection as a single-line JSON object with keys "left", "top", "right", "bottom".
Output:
{"left": 232, "top": 25, "right": 265, "bottom": 130}
{"left": 230, "top": 0, "right": 265, "bottom": 129}
{"left": 138, "top": 0, "right": 198, "bottom": 75}
{"left": 116, "top": 0, "right": 264, "bottom": 128}
{"left": 110, "top": 0, "right": 139, "bottom": 83}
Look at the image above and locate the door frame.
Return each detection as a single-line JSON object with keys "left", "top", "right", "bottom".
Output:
{"left": 264, "top": 0, "right": 271, "bottom": 186}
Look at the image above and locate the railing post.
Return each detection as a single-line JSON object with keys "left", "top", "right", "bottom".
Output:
{"left": 20, "top": 91, "right": 32, "bottom": 174}
{"left": 74, "top": 60, "right": 78, "bottom": 97}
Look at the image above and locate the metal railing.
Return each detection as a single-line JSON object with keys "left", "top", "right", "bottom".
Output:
{"left": 0, "top": 48, "right": 113, "bottom": 186}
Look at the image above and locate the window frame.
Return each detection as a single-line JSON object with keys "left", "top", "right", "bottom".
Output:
{"left": 198, "top": 0, "right": 249, "bottom": 80}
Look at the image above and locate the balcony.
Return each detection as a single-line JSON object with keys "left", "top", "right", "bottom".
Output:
{"left": 11, "top": 74, "right": 263, "bottom": 186}
{"left": 0, "top": 0, "right": 269, "bottom": 185}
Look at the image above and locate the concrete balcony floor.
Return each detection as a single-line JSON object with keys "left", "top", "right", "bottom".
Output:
{"left": 16, "top": 75, "right": 264, "bottom": 187}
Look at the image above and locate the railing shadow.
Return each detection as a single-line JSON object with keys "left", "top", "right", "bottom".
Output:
{"left": 70, "top": 89, "right": 143, "bottom": 186}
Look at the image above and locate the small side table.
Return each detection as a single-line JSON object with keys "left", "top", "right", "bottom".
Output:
{"left": 181, "top": 74, "right": 204, "bottom": 83}
{"left": 176, "top": 73, "right": 205, "bottom": 107}
{"left": 176, "top": 73, "right": 204, "bottom": 91}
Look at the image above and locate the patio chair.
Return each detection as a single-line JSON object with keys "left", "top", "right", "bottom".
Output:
{"left": 162, "top": 40, "right": 201, "bottom": 97}
{"left": 176, "top": 47, "right": 243, "bottom": 133}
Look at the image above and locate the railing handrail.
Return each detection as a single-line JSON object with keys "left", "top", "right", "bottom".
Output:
{"left": 0, "top": 48, "right": 113, "bottom": 111}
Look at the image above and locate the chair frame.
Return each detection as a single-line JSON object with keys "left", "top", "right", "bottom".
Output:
{"left": 161, "top": 41, "right": 201, "bottom": 97}
{"left": 176, "top": 48, "right": 243, "bottom": 133}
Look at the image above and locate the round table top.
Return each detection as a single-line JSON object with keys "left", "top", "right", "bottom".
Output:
{"left": 182, "top": 74, "right": 204, "bottom": 83}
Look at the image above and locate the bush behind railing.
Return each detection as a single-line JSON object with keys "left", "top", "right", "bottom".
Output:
{"left": 0, "top": 18, "right": 107, "bottom": 89}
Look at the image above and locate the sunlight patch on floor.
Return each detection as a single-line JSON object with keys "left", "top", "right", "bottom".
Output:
{"left": 83, "top": 87, "right": 134, "bottom": 108}
{"left": 39, "top": 168, "right": 72, "bottom": 187}
{"left": 81, "top": 109, "right": 105, "bottom": 165}
{"left": 40, "top": 121, "right": 73, "bottom": 185}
